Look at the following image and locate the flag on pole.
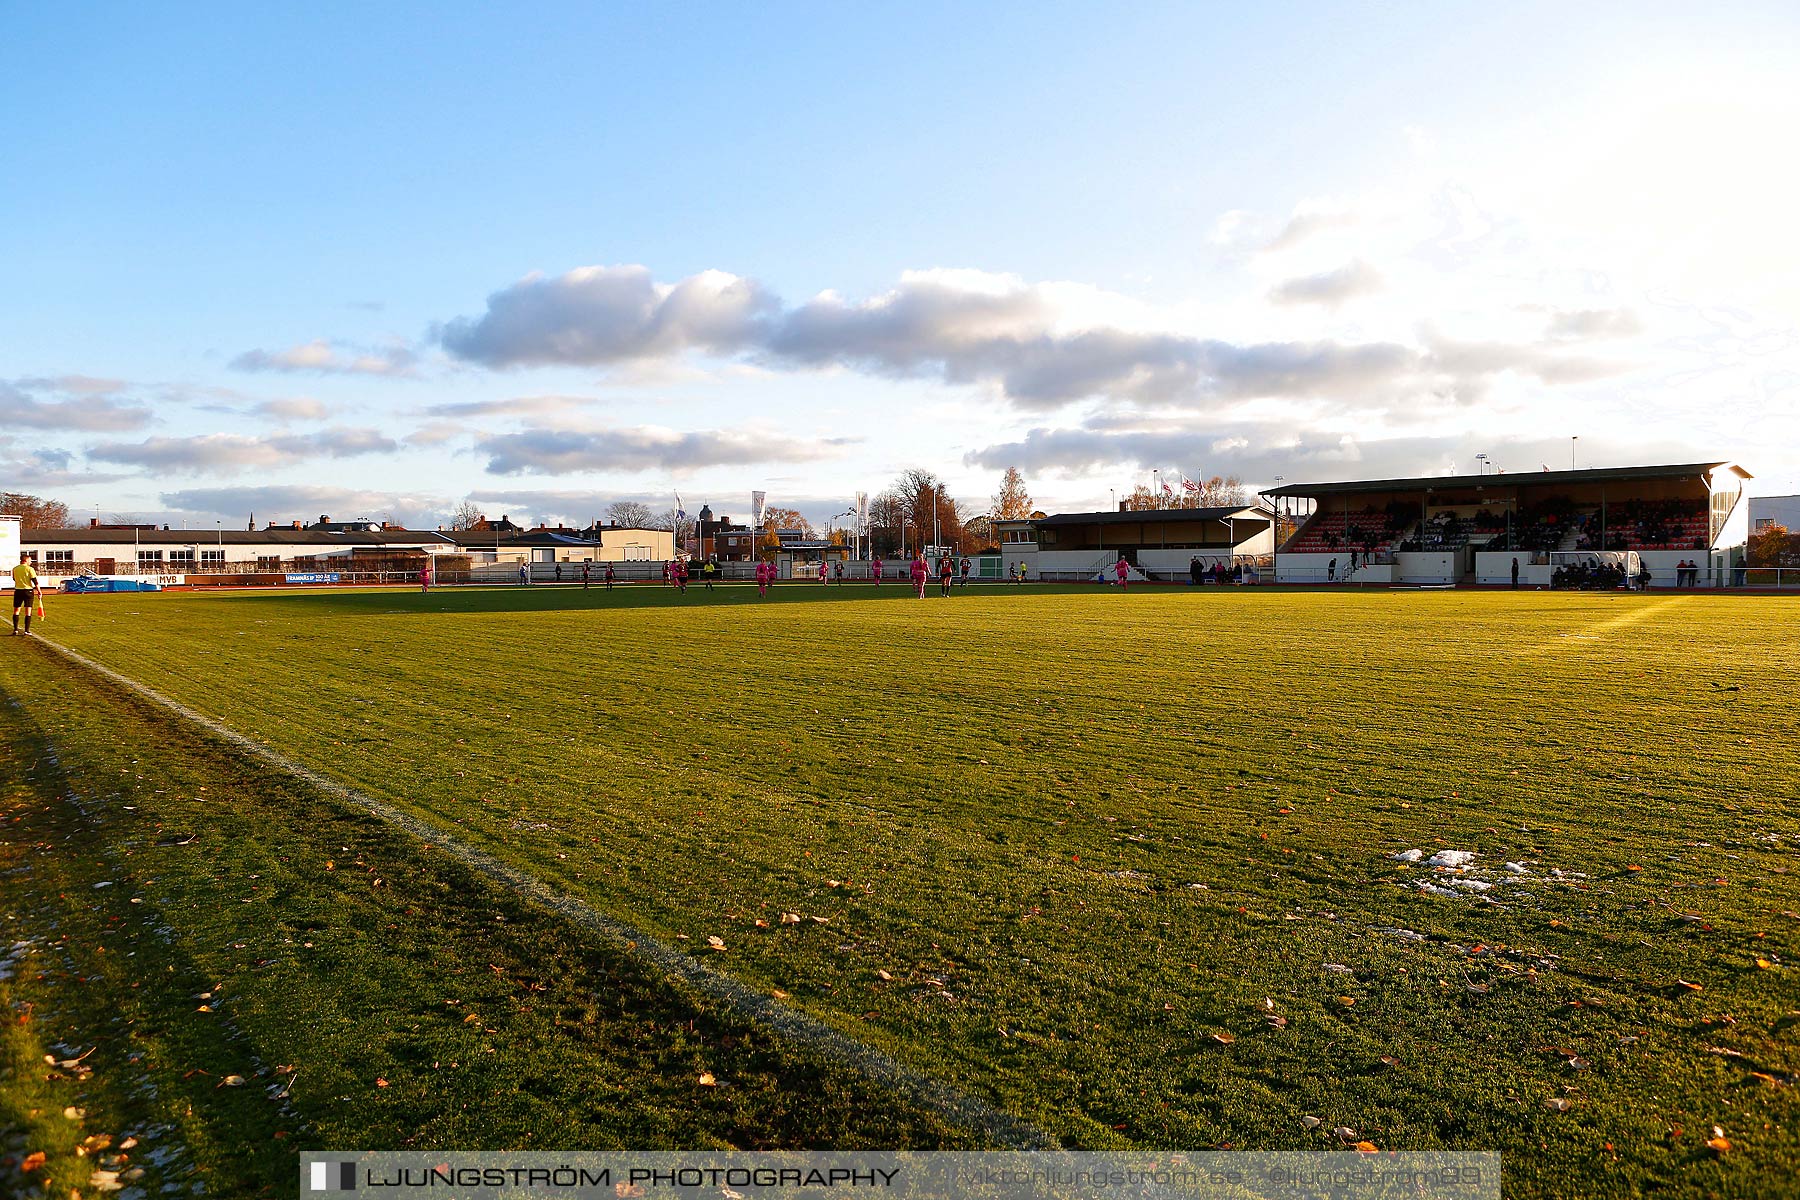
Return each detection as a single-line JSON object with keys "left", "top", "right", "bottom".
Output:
{"left": 1181, "top": 476, "right": 1201, "bottom": 494}
{"left": 751, "top": 490, "right": 767, "bottom": 526}
{"left": 674, "top": 490, "right": 688, "bottom": 521}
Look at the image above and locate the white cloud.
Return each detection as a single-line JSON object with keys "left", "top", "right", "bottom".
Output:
{"left": 437, "top": 266, "right": 775, "bottom": 367}
{"left": 1268, "top": 260, "right": 1384, "bottom": 307}
{"left": 87, "top": 427, "right": 399, "bottom": 474}
{"left": 231, "top": 339, "right": 417, "bottom": 377}
{"left": 475, "top": 425, "right": 844, "bottom": 475}
{"left": 1, "top": 379, "right": 153, "bottom": 431}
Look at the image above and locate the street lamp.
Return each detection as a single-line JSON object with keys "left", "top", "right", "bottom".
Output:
{"left": 1476, "top": 453, "right": 1489, "bottom": 476}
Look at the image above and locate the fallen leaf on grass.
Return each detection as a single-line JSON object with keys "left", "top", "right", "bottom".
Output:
{"left": 220, "top": 1074, "right": 246, "bottom": 1087}
{"left": 1379, "top": 1055, "right": 1400, "bottom": 1068}
{"left": 1755, "top": 959, "right": 1773, "bottom": 970}
{"left": 697, "top": 1072, "right": 717, "bottom": 1087}
{"left": 21, "top": 1151, "right": 45, "bottom": 1172}
{"left": 1301, "top": 1116, "right": 1321, "bottom": 1129}
{"left": 876, "top": 970, "right": 893, "bottom": 982}
{"left": 1678, "top": 979, "right": 1704, "bottom": 991}
{"left": 1545, "top": 1098, "right": 1572, "bottom": 1112}
{"left": 63, "top": 1106, "right": 85, "bottom": 1120}
{"left": 375, "top": 1078, "right": 389, "bottom": 1088}
{"left": 1211, "top": 1032, "right": 1235, "bottom": 1045}
{"left": 706, "top": 936, "right": 725, "bottom": 951}
{"left": 1354, "top": 1141, "right": 1378, "bottom": 1153}
{"left": 779, "top": 913, "right": 801, "bottom": 924}
{"left": 771, "top": 989, "right": 789, "bottom": 1000}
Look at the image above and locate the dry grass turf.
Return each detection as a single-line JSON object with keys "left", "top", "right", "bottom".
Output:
{"left": 1, "top": 581, "right": 1796, "bottom": 1199}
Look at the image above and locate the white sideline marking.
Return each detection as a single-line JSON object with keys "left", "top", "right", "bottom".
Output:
{"left": 35, "top": 636, "right": 1053, "bottom": 1149}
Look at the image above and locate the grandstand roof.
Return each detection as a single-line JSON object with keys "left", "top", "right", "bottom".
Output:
{"left": 1262, "top": 462, "right": 1749, "bottom": 498}
{"left": 1036, "top": 505, "right": 1271, "bottom": 527}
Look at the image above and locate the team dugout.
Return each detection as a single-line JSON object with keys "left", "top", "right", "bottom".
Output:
{"left": 1264, "top": 462, "right": 1751, "bottom": 587}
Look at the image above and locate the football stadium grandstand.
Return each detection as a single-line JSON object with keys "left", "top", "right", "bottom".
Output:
{"left": 1266, "top": 461, "right": 1751, "bottom": 586}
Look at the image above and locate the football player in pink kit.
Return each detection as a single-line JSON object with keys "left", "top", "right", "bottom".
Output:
{"left": 756, "top": 559, "right": 771, "bottom": 597}
{"left": 910, "top": 553, "right": 928, "bottom": 598}
{"left": 1115, "top": 557, "right": 1130, "bottom": 590}
{"left": 871, "top": 555, "right": 883, "bottom": 587}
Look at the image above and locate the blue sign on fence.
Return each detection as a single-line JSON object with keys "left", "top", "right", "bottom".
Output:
{"left": 284, "top": 572, "right": 341, "bottom": 584}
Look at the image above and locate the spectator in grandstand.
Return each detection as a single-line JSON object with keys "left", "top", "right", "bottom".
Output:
{"left": 1349, "top": 548, "right": 1359, "bottom": 570}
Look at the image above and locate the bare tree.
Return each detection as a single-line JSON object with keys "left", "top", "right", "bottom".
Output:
{"left": 448, "top": 500, "right": 484, "bottom": 531}
{"left": 1, "top": 493, "right": 72, "bottom": 528}
{"left": 606, "top": 500, "right": 654, "bottom": 528}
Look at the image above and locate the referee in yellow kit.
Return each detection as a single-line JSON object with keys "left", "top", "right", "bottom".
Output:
{"left": 12, "top": 556, "right": 38, "bottom": 636}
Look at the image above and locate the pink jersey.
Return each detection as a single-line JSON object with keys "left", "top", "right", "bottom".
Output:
{"left": 910, "top": 558, "right": 927, "bottom": 581}
{"left": 872, "top": 558, "right": 883, "bottom": 578}
{"left": 1115, "top": 559, "right": 1129, "bottom": 579}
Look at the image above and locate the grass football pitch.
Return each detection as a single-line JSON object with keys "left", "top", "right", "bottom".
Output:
{"left": 1, "top": 582, "right": 1796, "bottom": 1198}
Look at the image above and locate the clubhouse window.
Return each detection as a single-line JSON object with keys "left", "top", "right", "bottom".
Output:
{"left": 137, "top": 550, "right": 163, "bottom": 565}
{"left": 200, "top": 549, "right": 225, "bottom": 563}
{"left": 45, "top": 551, "right": 73, "bottom": 565}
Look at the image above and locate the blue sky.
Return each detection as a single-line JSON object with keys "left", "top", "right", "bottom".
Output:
{"left": 4, "top": 2, "right": 1797, "bottom": 528}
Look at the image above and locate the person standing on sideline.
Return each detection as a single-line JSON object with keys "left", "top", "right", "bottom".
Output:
{"left": 871, "top": 555, "right": 883, "bottom": 587}
{"left": 1327, "top": 558, "right": 1336, "bottom": 582}
{"left": 518, "top": 561, "right": 530, "bottom": 586}
{"left": 554, "top": 562, "right": 563, "bottom": 583}
{"left": 582, "top": 560, "right": 592, "bottom": 589}
{"left": 12, "top": 556, "right": 39, "bottom": 635}
{"left": 419, "top": 560, "right": 432, "bottom": 594}
{"left": 834, "top": 561, "right": 844, "bottom": 585}
{"left": 910, "top": 553, "right": 928, "bottom": 599}
{"left": 1114, "top": 556, "right": 1130, "bottom": 591}
{"left": 1511, "top": 557, "right": 1520, "bottom": 589}
{"left": 604, "top": 562, "right": 615, "bottom": 590}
